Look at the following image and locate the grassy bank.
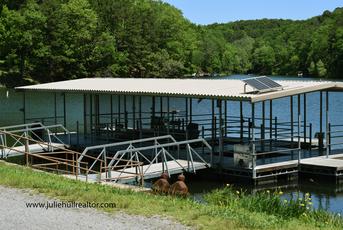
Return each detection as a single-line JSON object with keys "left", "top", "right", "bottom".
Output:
{"left": 0, "top": 161, "right": 342, "bottom": 230}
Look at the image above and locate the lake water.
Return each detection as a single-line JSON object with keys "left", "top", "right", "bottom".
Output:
{"left": 1, "top": 75, "right": 343, "bottom": 214}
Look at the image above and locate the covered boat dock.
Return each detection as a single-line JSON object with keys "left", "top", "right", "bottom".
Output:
{"left": 12, "top": 77, "right": 343, "bottom": 184}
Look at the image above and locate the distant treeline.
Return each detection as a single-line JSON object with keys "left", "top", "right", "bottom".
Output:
{"left": 0, "top": 0, "right": 342, "bottom": 86}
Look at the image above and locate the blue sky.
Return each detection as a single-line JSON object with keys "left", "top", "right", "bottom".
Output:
{"left": 162, "top": 0, "right": 343, "bottom": 25}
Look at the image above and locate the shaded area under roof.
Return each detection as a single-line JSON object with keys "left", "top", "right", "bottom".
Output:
{"left": 15, "top": 78, "right": 343, "bottom": 103}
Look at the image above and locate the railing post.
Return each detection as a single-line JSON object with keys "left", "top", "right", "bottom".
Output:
{"left": 24, "top": 131, "right": 29, "bottom": 166}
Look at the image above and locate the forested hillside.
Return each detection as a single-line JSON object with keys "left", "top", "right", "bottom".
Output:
{"left": 0, "top": 0, "right": 342, "bottom": 86}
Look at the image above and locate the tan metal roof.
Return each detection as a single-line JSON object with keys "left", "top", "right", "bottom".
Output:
{"left": 15, "top": 78, "right": 343, "bottom": 103}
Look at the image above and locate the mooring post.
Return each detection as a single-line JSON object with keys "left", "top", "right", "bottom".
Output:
{"left": 326, "top": 91, "right": 330, "bottom": 158}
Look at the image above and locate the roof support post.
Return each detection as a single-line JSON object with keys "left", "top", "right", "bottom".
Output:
{"left": 89, "top": 94, "right": 93, "bottom": 141}
{"left": 160, "top": 96, "right": 163, "bottom": 117}
{"left": 190, "top": 98, "right": 193, "bottom": 123}
{"left": 218, "top": 99, "right": 223, "bottom": 166}
{"left": 303, "top": 93, "right": 307, "bottom": 144}
{"left": 22, "top": 91, "right": 26, "bottom": 123}
{"left": 185, "top": 98, "right": 188, "bottom": 125}
{"left": 290, "top": 96, "right": 294, "bottom": 149}
{"left": 132, "top": 95, "right": 136, "bottom": 130}
{"left": 251, "top": 102, "right": 256, "bottom": 179}
{"left": 326, "top": 91, "right": 330, "bottom": 158}
{"left": 54, "top": 93, "right": 57, "bottom": 125}
{"left": 262, "top": 101, "right": 265, "bottom": 151}
{"left": 124, "top": 95, "right": 127, "bottom": 129}
{"left": 298, "top": 95, "right": 301, "bottom": 165}
{"left": 224, "top": 100, "right": 228, "bottom": 137}
{"left": 63, "top": 92, "right": 66, "bottom": 129}
{"left": 240, "top": 101, "right": 243, "bottom": 141}
{"left": 319, "top": 91, "right": 323, "bottom": 154}
{"left": 212, "top": 99, "right": 215, "bottom": 144}
{"left": 139, "top": 96, "right": 142, "bottom": 139}
{"left": 110, "top": 95, "right": 113, "bottom": 134}
{"left": 83, "top": 94, "right": 87, "bottom": 135}
{"left": 269, "top": 100, "right": 273, "bottom": 150}
{"left": 118, "top": 95, "right": 121, "bottom": 124}
{"left": 167, "top": 97, "right": 170, "bottom": 135}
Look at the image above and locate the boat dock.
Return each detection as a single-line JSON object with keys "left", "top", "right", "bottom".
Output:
{"left": 0, "top": 77, "right": 342, "bottom": 186}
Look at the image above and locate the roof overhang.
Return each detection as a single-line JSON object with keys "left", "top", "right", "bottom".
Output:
{"left": 15, "top": 78, "right": 343, "bottom": 103}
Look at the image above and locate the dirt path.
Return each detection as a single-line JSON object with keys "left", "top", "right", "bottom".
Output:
{"left": 0, "top": 185, "right": 189, "bottom": 230}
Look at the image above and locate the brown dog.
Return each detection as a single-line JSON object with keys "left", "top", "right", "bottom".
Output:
{"left": 169, "top": 174, "right": 189, "bottom": 197}
{"left": 152, "top": 172, "right": 170, "bottom": 194}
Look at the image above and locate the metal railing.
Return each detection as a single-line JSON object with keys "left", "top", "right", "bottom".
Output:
{"left": 107, "top": 138, "right": 212, "bottom": 180}
{"left": 0, "top": 122, "right": 71, "bottom": 158}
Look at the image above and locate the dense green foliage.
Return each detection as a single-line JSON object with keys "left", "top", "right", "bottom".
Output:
{"left": 0, "top": 0, "right": 342, "bottom": 86}
{"left": 1, "top": 161, "right": 343, "bottom": 229}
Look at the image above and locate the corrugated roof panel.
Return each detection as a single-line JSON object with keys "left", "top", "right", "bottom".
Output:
{"left": 15, "top": 78, "right": 342, "bottom": 102}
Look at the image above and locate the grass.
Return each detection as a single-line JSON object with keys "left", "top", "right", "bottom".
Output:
{"left": 0, "top": 161, "right": 342, "bottom": 230}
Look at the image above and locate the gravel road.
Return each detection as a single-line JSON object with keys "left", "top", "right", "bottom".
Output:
{"left": 0, "top": 185, "right": 189, "bottom": 230}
